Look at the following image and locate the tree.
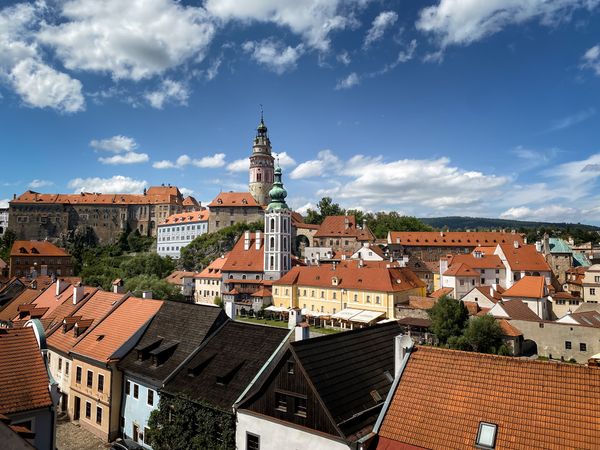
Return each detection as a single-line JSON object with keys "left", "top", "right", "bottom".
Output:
{"left": 462, "top": 315, "right": 503, "bottom": 354}
{"left": 428, "top": 296, "right": 469, "bottom": 345}
{"left": 367, "top": 212, "right": 432, "bottom": 239}
{"left": 124, "top": 275, "right": 185, "bottom": 302}
{"left": 121, "top": 253, "right": 175, "bottom": 279}
{"left": 0, "top": 229, "right": 16, "bottom": 261}
{"left": 127, "top": 229, "right": 154, "bottom": 253}
{"left": 304, "top": 197, "right": 345, "bottom": 224}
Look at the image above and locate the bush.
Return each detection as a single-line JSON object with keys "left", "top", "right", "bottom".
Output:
{"left": 462, "top": 315, "right": 503, "bottom": 354}
{"left": 428, "top": 296, "right": 469, "bottom": 345}
{"left": 497, "top": 344, "right": 511, "bottom": 356}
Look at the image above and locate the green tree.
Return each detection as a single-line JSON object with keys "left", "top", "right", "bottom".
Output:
{"left": 428, "top": 296, "right": 469, "bottom": 345}
{"left": 127, "top": 229, "right": 154, "bottom": 253}
{"left": 121, "top": 253, "right": 175, "bottom": 279}
{"left": 0, "top": 229, "right": 16, "bottom": 261}
{"left": 124, "top": 274, "right": 185, "bottom": 302}
{"left": 304, "top": 197, "right": 345, "bottom": 224}
{"left": 367, "top": 212, "right": 432, "bottom": 239}
{"left": 462, "top": 315, "right": 503, "bottom": 354}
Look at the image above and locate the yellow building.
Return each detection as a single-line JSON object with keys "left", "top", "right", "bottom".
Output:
{"left": 272, "top": 261, "right": 426, "bottom": 320}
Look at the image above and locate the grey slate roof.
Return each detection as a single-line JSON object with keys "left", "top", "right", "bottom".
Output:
{"left": 118, "top": 302, "right": 227, "bottom": 386}
{"left": 163, "top": 321, "right": 290, "bottom": 411}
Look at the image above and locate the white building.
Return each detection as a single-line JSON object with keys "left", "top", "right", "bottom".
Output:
{"left": 157, "top": 210, "right": 209, "bottom": 259}
{"left": 0, "top": 207, "right": 8, "bottom": 236}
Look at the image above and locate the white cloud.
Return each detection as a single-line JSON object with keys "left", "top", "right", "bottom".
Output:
{"left": 0, "top": 199, "right": 9, "bottom": 209}
{"left": 205, "top": 56, "right": 222, "bottom": 81}
{"left": 28, "top": 179, "right": 54, "bottom": 189}
{"left": 242, "top": 39, "right": 304, "bottom": 74}
{"left": 90, "top": 135, "right": 138, "bottom": 153}
{"left": 337, "top": 50, "right": 351, "bottom": 65}
{"left": 227, "top": 158, "right": 250, "bottom": 172}
{"left": 335, "top": 72, "right": 360, "bottom": 90}
{"left": 500, "top": 205, "right": 578, "bottom": 221}
{"left": 582, "top": 44, "right": 600, "bottom": 76}
{"left": 295, "top": 202, "right": 315, "bottom": 215}
{"left": 145, "top": 79, "right": 189, "bottom": 109}
{"left": 290, "top": 150, "right": 341, "bottom": 179}
{"left": 416, "top": 0, "right": 599, "bottom": 48}
{"left": 38, "top": 0, "right": 215, "bottom": 81}
{"left": 68, "top": 175, "right": 147, "bottom": 193}
{"left": 549, "top": 108, "right": 596, "bottom": 131}
{"left": 363, "top": 11, "right": 398, "bottom": 49}
{"left": 153, "top": 153, "right": 225, "bottom": 169}
{"left": 205, "top": 0, "right": 364, "bottom": 51}
{"left": 9, "top": 59, "right": 85, "bottom": 113}
{"left": 99, "top": 152, "right": 149, "bottom": 165}
{"left": 180, "top": 187, "right": 194, "bottom": 197}
{"left": 274, "top": 152, "right": 297, "bottom": 168}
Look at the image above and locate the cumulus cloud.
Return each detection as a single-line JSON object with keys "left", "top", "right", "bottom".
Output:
{"left": 274, "top": 152, "right": 297, "bottom": 168}
{"left": 582, "top": 44, "right": 600, "bottom": 76}
{"left": 38, "top": 0, "right": 215, "bottom": 81}
{"left": 0, "top": 199, "right": 9, "bottom": 209}
{"left": 242, "top": 39, "right": 304, "bottom": 74}
{"left": 290, "top": 150, "right": 341, "bottom": 179}
{"left": 363, "top": 11, "right": 398, "bottom": 49}
{"left": 500, "top": 205, "right": 578, "bottom": 221}
{"left": 153, "top": 153, "right": 225, "bottom": 169}
{"left": 180, "top": 187, "right": 194, "bottom": 197}
{"left": 145, "top": 79, "right": 189, "bottom": 109}
{"left": 90, "top": 135, "right": 138, "bottom": 153}
{"left": 227, "top": 158, "right": 250, "bottom": 172}
{"left": 335, "top": 72, "right": 360, "bottom": 90}
{"left": 205, "top": 0, "right": 364, "bottom": 51}
{"left": 68, "top": 175, "right": 147, "bottom": 193}
{"left": 416, "top": 0, "right": 599, "bottom": 48}
{"left": 28, "top": 179, "right": 54, "bottom": 189}
{"left": 99, "top": 152, "right": 150, "bottom": 165}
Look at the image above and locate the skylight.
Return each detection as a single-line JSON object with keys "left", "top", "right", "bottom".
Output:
{"left": 476, "top": 422, "right": 497, "bottom": 449}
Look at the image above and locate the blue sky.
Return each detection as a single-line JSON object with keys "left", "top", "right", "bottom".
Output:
{"left": 1, "top": 0, "right": 600, "bottom": 224}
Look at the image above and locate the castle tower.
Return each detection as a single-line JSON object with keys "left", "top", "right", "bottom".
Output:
{"left": 263, "top": 164, "right": 292, "bottom": 281}
{"left": 249, "top": 112, "right": 274, "bottom": 206}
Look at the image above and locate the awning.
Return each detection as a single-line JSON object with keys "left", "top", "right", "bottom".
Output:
{"left": 265, "top": 306, "right": 288, "bottom": 313}
{"left": 331, "top": 308, "right": 363, "bottom": 321}
{"left": 304, "top": 311, "right": 330, "bottom": 318}
{"left": 351, "top": 310, "right": 385, "bottom": 323}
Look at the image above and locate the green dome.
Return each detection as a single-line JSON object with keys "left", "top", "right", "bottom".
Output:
{"left": 268, "top": 165, "right": 289, "bottom": 211}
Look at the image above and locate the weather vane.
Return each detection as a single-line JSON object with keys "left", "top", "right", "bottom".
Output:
{"left": 260, "top": 103, "right": 264, "bottom": 121}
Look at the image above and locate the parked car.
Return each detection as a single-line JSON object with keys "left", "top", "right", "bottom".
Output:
{"left": 110, "top": 438, "right": 144, "bottom": 450}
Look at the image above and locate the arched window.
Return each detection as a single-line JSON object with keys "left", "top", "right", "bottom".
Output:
{"left": 270, "top": 218, "right": 275, "bottom": 231}
{"left": 283, "top": 220, "right": 287, "bottom": 233}
{"left": 257, "top": 172, "right": 262, "bottom": 182}
{"left": 270, "top": 237, "right": 275, "bottom": 249}
{"left": 270, "top": 256, "right": 274, "bottom": 269}
{"left": 242, "top": 275, "right": 246, "bottom": 280}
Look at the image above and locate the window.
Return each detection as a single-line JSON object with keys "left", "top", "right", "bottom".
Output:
{"left": 580, "top": 343, "right": 587, "bottom": 352}
{"left": 595, "top": 276, "right": 600, "bottom": 283}
{"left": 96, "top": 406, "right": 102, "bottom": 425}
{"left": 126, "top": 380, "right": 130, "bottom": 395}
{"left": 320, "top": 291, "right": 324, "bottom": 298}
{"left": 148, "top": 389, "right": 154, "bottom": 406}
{"left": 366, "top": 295, "right": 371, "bottom": 303}
{"left": 476, "top": 422, "right": 497, "bottom": 449}
{"left": 294, "top": 396, "right": 307, "bottom": 418}
{"left": 481, "top": 278, "right": 485, "bottom": 285}
{"left": 133, "top": 384, "right": 139, "bottom": 399}
{"left": 246, "top": 433, "right": 260, "bottom": 450}
{"left": 85, "top": 401, "right": 91, "bottom": 419}
{"left": 58, "top": 357, "right": 62, "bottom": 372}
{"left": 332, "top": 292, "right": 336, "bottom": 299}
{"left": 144, "top": 427, "right": 150, "bottom": 443}
{"left": 98, "top": 374, "right": 104, "bottom": 393}
{"left": 48, "top": 353, "right": 51, "bottom": 365}
{"left": 275, "top": 392, "right": 287, "bottom": 412}
{"left": 287, "top": 361, "right": 294, "bottom": 374}
{"left": 87, "top": 370, "right": 93, "bottom": 388}
{"left": 591, "top": 288, "right": 596, "bottom": 296}
{"left": 354, "top": 294, "right": 358, "bottom": 302}
{"left": 495, "top": 269, "right": 499, "bottom": 274}
{"left": 565, "top": 341, "right": 572, "bottom": 350}
{"left": 76, "top": 366, "right": 82, "bottom": 384}
{"left": 65, "top": 361, "right": 69, "bottom": 376}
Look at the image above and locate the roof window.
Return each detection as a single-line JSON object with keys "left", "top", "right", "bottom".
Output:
{"left": 476, "top": 422, "right": 497, "bottom": 449}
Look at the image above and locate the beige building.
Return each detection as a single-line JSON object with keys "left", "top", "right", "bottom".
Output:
{"left": 207, "top": 192, "right": 264, "bottom": 233}
{"left": 582, "top": 264, "right": 600, "bottom": 303}
{"left": 194, "top": 253, "right": 229, "bottom": 305}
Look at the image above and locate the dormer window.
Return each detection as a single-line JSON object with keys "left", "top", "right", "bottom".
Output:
{"left": 476, "top": 422, "right": 497, "bottom": 449}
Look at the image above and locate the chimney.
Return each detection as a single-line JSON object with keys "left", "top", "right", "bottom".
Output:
{"left": 358, "top": 258, "right": 364, "bottom": 268}
{"left": 513, "top": 241, "right": 519, "bottom": 249}
{"left": 225, "top": 300, "right": 236, "bottom": 320}
{"left": 255, "top": 231, "right": 261, "bottom": 250}
{"left": 294, "top": 322, "right": 310, "bottom": 341}
{"left": 394, "top": 335, "right": 414, "bottom": 377}
{"left": 55, "top": 279, "right": 68, "bottom": 296}
{"left": 474, "top": 250, "right": 482, "bottom": 259}
{"left": 244, "top": 230, "right": 251, "bottom": 251}
{"left": 288, "top": 307, "right": 302, "bottom": 329}
{"left": 344, "top": 217, "right": 350, "bottom": 229}
{"left": 543, "top": 233, "right": 550, "bottom": 254}
{"left": 362, "top": 218, "right": 367, "bottom": 230}
{"left": 535, "top": 241, "right": 542, "bottom": 253}
{"left": 142, "top": 291, "right": 153, "bottom": 299}
{"left": 72, "top": 283, "right": 85, "bottom": 305}
{"left": 13, "top": 193, "right": 16, "bottom": 200}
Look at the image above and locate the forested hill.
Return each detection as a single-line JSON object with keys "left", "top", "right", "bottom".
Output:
{"left": 419, "top": 216, "right": 600, "bottom": 232}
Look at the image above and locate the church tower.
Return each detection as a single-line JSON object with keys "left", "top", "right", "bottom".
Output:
{"left": 249, "top": 112, "right": 274, "bottom": 206}
{"left": 263, "top": 163, "right": 292, "bottom": 281}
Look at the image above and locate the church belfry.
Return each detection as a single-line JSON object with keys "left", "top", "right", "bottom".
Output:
{"left": 249, "top": 111, "right": 275, "bottom": 206}
{"left": 263, "top": 163, "right": 292, "bottom": 281}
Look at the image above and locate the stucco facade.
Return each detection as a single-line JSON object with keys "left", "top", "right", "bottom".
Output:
{"left": 121, "top": 375, "right": 158, "bottom": 448}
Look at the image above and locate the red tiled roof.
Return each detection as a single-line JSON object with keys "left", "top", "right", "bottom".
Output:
{"left": 251, "top": 286, "right": 272, "bottom": 297}
{"left": 207, "top": 192, "right": 260, "bottom": 208}
{"left": 221, "top": 233, "right": 264, "bottom": 272}
{"left": 11, "top": 187, "right": 182, "bottom": 206}
{"left": 71, "top": 296, "right": 163, "bottom": 362}
{"left": 0, "top": 289, "right": 41, "bottom": 322}
{"left": 10, "top": 241, "right": 70, "bottom": 257}
{"left": 492, "top": 299, "right": 541, "bottom": 321}
{"left": 196, "top": 253, "right": 230, "bottom": 279}
{"left": 498, "top": 319, "right": 523, "bottom": 337}
{"left": 378, "top": 346, "right": 600, "bottom": 449}
{"left": 182, "top": 196, "right": 200, "bottom": 207}
{"left": 0, "top": 327, "right": 53, "bottom": 414}
{"left": 442, "top": 262, "right": 479, "bottom": 277}
{"left": 502, "top": 276, "right": 546, "bottom": 299}
{"left": 389, "top": 231, "right": 524, "bottom": 247}
{"left": 430, "top": 287, "right": 453, "bottom": 299}
{"left": 447, "top": 253, "right": 504, "bottom": 270}
{"left": 274, "top": 260, "right": 425, "bottom": 293}
{"left": 165, "top": 271, "right": 196, "bottom": 286}
{"left": 159, "top": 210, "right": 209, "bottom": 225}
{"left": 498, "top": 243, "right": 551, "bottom": 272}
{"left": 314, "top": 215, "right": 375, "bottom": 241}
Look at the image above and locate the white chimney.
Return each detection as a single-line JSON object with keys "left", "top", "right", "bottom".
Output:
{"left": 288, "top": 307, "right": 302, "bottom": 329}
{"left": 244, "top": 230, "right": 251, "bottom": 250}
{"left": 142, "top": 291, "right": 153, "bottom": 299}
{"left": 394, "top": 334, "right": 414, "bottom": 377}
{"left": 513, "top": 240, "right": 519, "bottom": 249}
{"left": 358, "top": 258, "right": 364, "bottom": 268}
{"left": 55, "top": 279, "right": 68, "bottom": 296}
{"left": 225, "top": 300, "right": 236, "bottom": 320}
{"left": 255, "top": 231, "right": 261, "bottom": 249}
{"left": 535, "top": 241, "right": 542, "bottom": 252}
{"left": 72, "top": 283, "right": 85, "bottom": 305}
{"left": 294, "top": 323, "right": 309, "bottom": 341}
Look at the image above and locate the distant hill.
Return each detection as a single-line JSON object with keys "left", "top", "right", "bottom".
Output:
{"left": 418, "top": 216, "right": 600, "bottom": 232}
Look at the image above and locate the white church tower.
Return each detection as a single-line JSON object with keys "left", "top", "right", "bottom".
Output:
{"left": 263, "top": 163, "right": 292, "bottom": 281}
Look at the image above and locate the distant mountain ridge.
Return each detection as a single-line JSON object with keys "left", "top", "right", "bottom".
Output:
{"left": 418, "top": 216, "right": 600, "bottom": 231}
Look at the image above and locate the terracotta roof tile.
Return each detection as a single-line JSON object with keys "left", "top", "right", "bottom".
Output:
{"left": 498, "top": 319, "right": 523, "bottom": 336}
{"left": 389, "top": 231, "right": 524, "bottom": 247}
{"left": 165, "top": 271, "right": 196, "bottom": 286}
{"left": 207, "top": 192, "right": 260, "bottom": 208}
{"left": 430, "top": 287, "right": 453, "bottom": 299}
{"left": 314, "top": 215, "right": 375, "bottom": 241}
{"left": 378, "top": 346, "right": 600, "bottom": 449}
{"left": 498, "top": 243, "right": 551, "bottom": 272}
{"left": 221, "top": 233, "right": 264, "bottom": 273}
{"left": 11, "top": 187, "right": 182, "bottom": 206}
{"left": 0, "top": 327, "right": 53, "bottom": 414}
{"left": 196, "top": 253, "right": 230, "bottom": 279}
{"left": 10, "top": 240, "right": 70, "bottom": 257}
{"left": 159, "top": 210, "right": 209, "bottom": 225}
{"left": 407, "top": 296, "right": 436, "bottom": 310}
{"left": 447, "top": 253, "right": 504, "bottom": 270}
{"left": 502, "top": 276, "right": 546, "bottom": 299}
{"left": 0, "top": 289, "right": 41, "bottom": 322}
{"left": 491, "top": 299, "right": 541, "bottom": 321}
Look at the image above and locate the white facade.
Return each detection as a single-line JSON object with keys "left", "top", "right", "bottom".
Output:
{"left": 264, "top": 210, "right": 292, "bottom": 281}
{"left": 47, "top": 350, "right": 72, "bottom": 414}
{"left": 461, "top": 287, "right": 498, "bottom": 309}
{"left": 350, "top": 243, "right": 384, "bottom": 261}
{"left": 194, "top": 277, "right": 222, "bottom": 304}
{"left": 0, "top": 207, "right": 8, "bottom": 235}
{"left": 236, "top": 411, "right": 350, "bottom": 450}
{"left": 157, "top": 220, "right": 208, "bottom": 259}
{"left": 304, "top": 246, "right": 334, "bottom": 264}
